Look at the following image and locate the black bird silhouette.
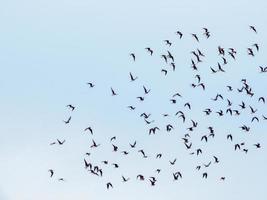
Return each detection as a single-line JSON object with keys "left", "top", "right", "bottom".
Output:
{"left": 87, "top": 82, "right": 95, "bottom": 88}
{"left": 57, "top": 139, "right": 65, "bottom": 145}
{"left": 254, "top": 143, "right": 261, "bottom": 148}
{"left": 84, "top": 127, "right": 93, "bottom": 134}
{"left": 129, "top": 72, "right": 138, "bottom": 81}
{"left": 249, "top": 25, "right": 257, "bottom": 33}
{"left": 90, "top": 139, "right": 100, "bottom": 148}
{"left": 122, "top": 176, "right": 130, "bottom": 182}
{"left": 106, "top": 182, "right": 113, "bottom": 189}
{"left": 130, "top": 141, "right": 137, "bottom": 148}
{"left": 184, "top": 102, "right": 191, "bottom": 109}
{"left": 258, "top": 97, "right": 265, "bottom": 103}
{"left": 164, "top": 40, "right": 172, "bottom": 46}
{"left": 48, "top": 169, "right": 54, "bottom": 177}
{"left": 63, "top": 116, "right": 71, "bottom": 124}
{"left": 176, "top": 31, "right": 183, "bottom": 39}
{"left": 227, "top": 134, "right": 233, "bottom": 141}
{"left": 145, "top": 47, "right": 153, "bottom": 55}
{"left": 143, "top": 86, "right": 151, "bottom": 94}
{"left": 66, "top": 104, "right": 75, "bottom": 111}
{"left": 128, "top": 106, "right": 136, "bottom": 110}
{"left": 169, "top": 158, "right": 177, "bottom": 165}
{"left": 130, "top": 53, "right": 136, "bottom": 61}
{"left": 191, "top": 34, "right": 199, "bottom": 42}
{"left": 213, "top": 156, "right": 219, "bottom": 163}
{"left": 138, "top": 149, "right": 148, "bottom": 158}
{"left": 137, "top": 174, "right": 145, "bottom": 180}
{"left": 161, "top": 69, "right": 168, "bottom": 75}
{"left": 111, "top": 87, "right": 117, "bottom": 96}
{"left": 84, "top": 159, "right": 92, "bottom": 169}
{"left": 202, "top": 172, "right": 208, "bottom": 179}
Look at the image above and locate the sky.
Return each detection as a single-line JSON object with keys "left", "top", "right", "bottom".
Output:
{"left": 0, "top": 0, "right": 267, "bottom": 199}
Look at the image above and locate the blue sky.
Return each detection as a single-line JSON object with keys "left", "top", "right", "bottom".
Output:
{"left": 0, "top": 0, "right": 267, "bottom": 199}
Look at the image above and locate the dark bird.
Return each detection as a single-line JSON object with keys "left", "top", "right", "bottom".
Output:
{"left": 90, "top": 139, "right": 100, "bottom": 148}
{"left": 84, "top": 159, "right": 92, "bottom": 169}
{"left": 249, "top": 25, "right": 257, "bottom": 33}
{"left": 156, "top": 153, "right": 162, "bottom": 159}
{"left": 259, "top": 66, "right": 267, "bottom": 73}
{"left": 84, "top": 127, "right": 93, "bottom": 134}
{"left": 254, "top": 143, "right": 261, "bottom": 148}
{"left": 106, "top": 182, "right": 113, "bottom": 189}
{"left": 191, "top": 33, "right": 199, "bottom": 42}
{"left": 161, "top": 55, "right": 168, "bottom": 63}
{"left": 110, "top": 136, "right": 116, "bottom": 142}
{"left": 213, "top": 156, "right": 219, "bottom": 163}
{"left": 48, "top": 169, "right": 54, "bottom": 177}
{"left": 184, "top": 102, "right": 191, "bottom": 109}
{"left": 169, "top": 158, "right": 177, "bottom": 165}
{"left": 130, "top": 141, "right": 137, "bottom": 148}
{"left": 122, "top": 176, "right": 130, "bottom": 182}
{"left": 227, "top": 134, "right": 233, "bottom": 141}
{"left": 87, "top": 82, "right": 95, "bottom": 88}
{"left": 143, "top": 86, "right": 151, "bottom": 94}
{"left": 66, "top": 104, "right": 75, "bottom": 111}
{"left": 57, "top": 139, "right": 65, "bottom": 145}
{"left": 138, "top": 149, "right": 148, "bottom": 158}
{"left": 202, "top": 172, "right": 208, "bottom": 179}
{"left": 176, "top": 31, "right": 183, "bottom": 39}
{"left": 111, "top": 87, "right": 117, "bottom": 96}
{"left": 128, "top": 106, "right": 136, "bottom": 110}
{"left": 129, "top": 72, "right": 138, "bottom": 81}
{"left": 164, "top": 40, "right": 172, "bottom": 46}
{"left": 63, "top": 116, "right": 71, "bottom": 124}
{"left": 130, "top": 53, "right": 136, "bottom": 61}
{"left": 198, "top": 83, "right": 205, "bottom": 90}
{"left": 258, "top": 97, "right": 265, "bottom": 103}
{"left": 112, "top": 163, "right": 119, "bottom": 168}
{"left": 253, "top": 43, "right": 259, "bottom": 51}
{"left": 161, "top": 69, "right": 168, "bottom": 75}
{"left": 112, "top": 144, "right": 118, "bottom": 152}
{"left": 137, "top": 174, "right": 145, "bottom": 180}
{"left": 145, "top": 47, "right": 153, "bottom": 55}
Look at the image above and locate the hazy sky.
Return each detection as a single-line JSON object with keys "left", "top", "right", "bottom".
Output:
{"left": 0, "top": 0, "right": 267, "bottom": 200}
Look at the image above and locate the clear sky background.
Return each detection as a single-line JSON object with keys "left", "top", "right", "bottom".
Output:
{"left": 0, "top": 0, "right": 267, "bottom": 200}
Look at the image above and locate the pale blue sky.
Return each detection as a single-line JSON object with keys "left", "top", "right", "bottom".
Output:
{"left": 0, "top": 0, "right": 267, "bottom": 200}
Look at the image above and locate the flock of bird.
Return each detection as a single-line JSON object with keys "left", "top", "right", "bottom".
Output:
{"left": 48, "top": 25, "right": 265, "bottom": 189}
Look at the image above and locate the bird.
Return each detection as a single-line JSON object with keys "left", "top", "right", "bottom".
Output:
{"left": 191, "top": 34, "right": 199, "bottom": 42}
{"left": 145, "top": 47, "right": 153, "bottom": 55}
{"left": 84, "top": 159, "right": 92, "bottom": 169}
{"left": 63, "top": 116, "right": 71, "bottom": 124}
{"left": 84, "top": 127, "right": 93, "bottom": 134}
{"left": 137, "top": 174, "right": 145, "bottom": 180}
{"left": 202, "top": 172, "right": 208, "bottom": 179}
{"left": 66, "top": 104, "right": 75, "bottom": 111}
{"left": 130, "top": 53, "right": 136, "bottom": 61}
{"left": 130, "top": 141, "right": 137, "bottom": 148}
{"left": 48, "top": 169, "right": 54, "bottom": 177}
{"left": 106, "top": 182, "right": 113, "bottom": 189}
{"left": 143, "top": 86, "right": 151, "bottom": 94}
{"left": 164, "top": 40, "right": 172, "bottom": 46}
{"left": 176, "top": 31, "right": 183, "bottom": 39}
{"left": 254, "top": 143, "right": 261, "bottom": 148}
{"left": 169, "top": 158, "right": 177, "bottom": 165}
{"left": 111, "top": 87, "right": 117, "bottom": 96}
{"left": 249, "top": 25, "right": 257, "bottom": 33}
{"left": 57, "top": 139, "right": 65, "bottom": 145}
{"left": 87, "top": 82, "right": 95, "bottom": 88}
{"left": 122, "top": 176, "right": 130, "bottom": 182}
{"left": 129, "top": 72, "right": 138, "bottom": 81}
{"left": 90, "top": 139, "right": 100, "bottom": 148}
